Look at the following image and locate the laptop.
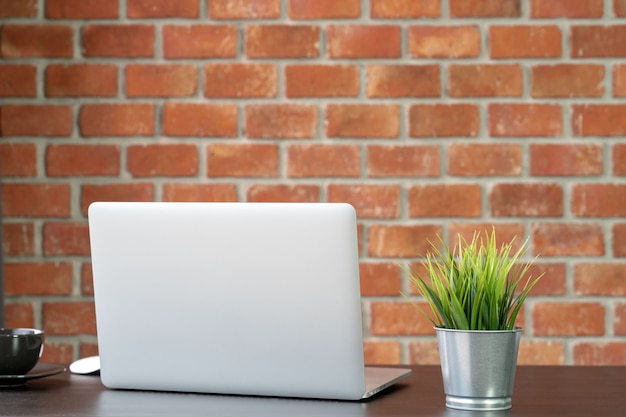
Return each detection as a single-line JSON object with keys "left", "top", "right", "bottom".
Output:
{"left": 88, "top": 202, "right": 411, "bottom": 400}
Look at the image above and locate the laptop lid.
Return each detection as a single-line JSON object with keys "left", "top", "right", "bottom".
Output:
{"left": 89, "top": 202, "right": 407, "bottom": 400}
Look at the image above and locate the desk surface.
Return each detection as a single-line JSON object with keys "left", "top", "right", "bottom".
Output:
{"left": 1, "top": 365, "right": 625, "bottom": 417}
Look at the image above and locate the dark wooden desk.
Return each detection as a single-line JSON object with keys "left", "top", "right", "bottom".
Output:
{"left": 1, "top": 365, "right": 625, "bottom": 416}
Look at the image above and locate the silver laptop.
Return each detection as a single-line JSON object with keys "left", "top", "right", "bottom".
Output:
{"left": 88, "top": 202, "right": 411, "bottom": 400}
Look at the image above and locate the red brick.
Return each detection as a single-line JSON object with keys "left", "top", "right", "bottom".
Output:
{"left": 407, "top": 341, "right": 440, "bottom": 365}
{"left": 449, "top": 64, "right": 523, "bottom": 97}
{"left": 572, "top": 26, "right": 626, "bottom": 58}
{"left": 364, "top": 341, "right": 401, "bottom": 365}
{"left": 367, "top": 145, "right": 440, "bottom": 178}
{"left": 525, "top": 262, "right": 567, "bottom": 296}
{"left": 46, "top": 64, "right": 118, "bottom": 97}
{"left": 532, "top": 223, "right": 604, "bottom": 256}
{"left": 245, "top": 104, "right": 317, "bottom": 139}
{"left": 128, "top": 0, "right": 198, "bottom": 18}
{"left": 448, "top": 144, "right": 522, "bottom": 177}
{"left": 490, "top": 183, "right": 563, "bottom": 217}
{"left": 574, "top": 343, "right": 626, "bottom": 366}
{"left": 616, "top": 302, "right": 626, "bottom": 335}
{"left": 489, "top": 103, "right": 562, "bottom": 137}
{"left": 80, "top": 183, "right": 154, "bottom": 215}
{"left": 287, "top": 144, "right": 360, "bottom": 178}
{"left": 614, "top": 64, "right": 626, "bottom": 97}
{"left": 572, "top": 184, "right": 626, "bottom": 217}
{"left": 209, "top": 0, "right": 280, "bottom": 19}
{"left": 81, "top": 263, "right": 94, "bottom": 296}
{"left": 82, "top": 24, "right": 154, "bottom": 58}
{"left": 409, "top": 185, "right": 482, "bottom": 218}
{"left": 408, "top": 26, "right": 480, "bottom": 58}
{"left": 80, "top": 343, "right": 99, "bottom": 359}
{"left": 614, "top": 144, "right": 626, "bottom": 176}
{"left": 126, "top": 64, "right": 198, "bottom": 97}
{"left": 2, "top": 183, "right": 70, "bottom": 218}
{"left": 163, "top": 103, "right": 237, "bottom": 137}
{"left": 1, "top": 105, "right": 73, "bottom": 137}
{"left": 532, "top": 64, "right": 604, "bottom": 98}
{"left": 163, "top": 25, "right": 237, "bottom": 59}
{"left": 359, "top": 262, "right": 402, "bottom": 297}
{"left": 205, "top": 63, "right": 277, "bottom": 98}
{"left": 614, "top": 223, "right": 626, "bottom": 257}
{"left": 43, "top": 222, "right": 90, "bottom": 256}
{"left": 127, "top": 144, "right": 198, "bottom": 177}
{"left": 367, "top": 65, "right": 439, "bottom": 98}
{"left": 572, "top": 104, "right": 626, "bottom": 137}
{"left": 0, "top": 64, "right": 36, "bottom": 97}
{"left": 574, "top": 263, "right": 626, "bottom": 296}
{"left": 447, "top": 222, "right": 526, "bottom": 254}
{"left": 289, "top": 0, "right": 359, "bottom": 19}
{"left": 46, "top": 0, "right": 119, "bottom": 19}
{"left": 246, "top": 25, "right": 319, "bottom": 58}
{"left": 43, "top": 302, "right": 97, "bottom": 335}
{"left": 326, "top": 104, "right": 399, "bottom": 138}
{"left": 534, "top": 302, "right": 605, "bottom": 336}
{"left": 490, "top": 26, "right": 561, "bottom": 58}
{"left": 2, "top": 223, "right": 35, "bottom": 256}
{"left": 80, "top": 104, "right": 155, "bottom": 137}
{"left": 0, "top": 143, "right": 36, "bottom": 177}
{"left": 41, "top": 344, "right": 74, "bottom": 365}
{"left": 4, "top": 262, "right": 73, "bottom": 296}
{"left": 518, "top": 341, "right": 565, "bottom": 365}
{"left": 531, "top": 0, "right": 603, "bottom": 17}
{"left": 530, "top": 144, "right": 603, "bottom": 176}
{"left": 4, "top": 303, "right": 34, "bottom": 328}
{"left": 46, "top": 144, "right": 121, "bottom": 177}
{"left": 368, "top": 224, "right": 442, "bottom": 258}
{"left": 0, "top": 0, "right": 37, "bottom": 17}
{"left": 246, "top": 185, "right": 319, "bottom": 203}
{"left": 370, "top": 302, "right": 435, "bottom": 335}
{"left": 328, "top": 25, "right": 401, "bottom": 58}
{"left": 207, "top": 144, "right": 279, "bottom": 178}
{"left": 1, "top": 24, "right": 73, "bottom": 58}
{"left": 371, "top": 0, "right": 439, "bottom": 18}
{"left": 163, "top": 183, "right": 238, "bottom": 202}
{"left": 286, "top": 65, "right": 359, "bottom": 98}
{"left": 409, "top": 104, "right": 479, "bottom": 137}
{"left": 450, "top": 0, "right": 521, "bottom": 17}
{"left": 328, "top": 184, "right": 400, "bottom": 219}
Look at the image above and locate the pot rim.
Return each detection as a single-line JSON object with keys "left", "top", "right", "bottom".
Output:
{"left": 434, "top": 326, "right": 522, "bottom": 334}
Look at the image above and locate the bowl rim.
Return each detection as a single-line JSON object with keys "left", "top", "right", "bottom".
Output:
{"left": 0, "top": 328, "right": 45, "bottom": 337}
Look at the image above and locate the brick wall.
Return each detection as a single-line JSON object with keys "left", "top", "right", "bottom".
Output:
{"left": 1, "top": 0, "right": 626, "bottom": 365}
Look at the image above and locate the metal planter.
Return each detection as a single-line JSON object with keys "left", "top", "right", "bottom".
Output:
{"left": 436, "top": 327, "right": 522, "bottom": 411}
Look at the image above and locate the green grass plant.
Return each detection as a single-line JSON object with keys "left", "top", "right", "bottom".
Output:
{"left": 402, "top": 229, "right": 542, "bottom": 331}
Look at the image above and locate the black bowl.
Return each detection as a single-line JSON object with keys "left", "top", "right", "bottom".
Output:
{"left": 0, "top": 328, "right": 45, "bottom": 375}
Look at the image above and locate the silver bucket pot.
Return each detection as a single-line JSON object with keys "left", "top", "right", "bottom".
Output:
{"left": 436, "top": 327, "right": 522, "bottom": 411}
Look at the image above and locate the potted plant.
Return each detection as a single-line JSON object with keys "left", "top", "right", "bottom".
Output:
{"left": 402, "top": 229, "right": 542, "bottom": 411}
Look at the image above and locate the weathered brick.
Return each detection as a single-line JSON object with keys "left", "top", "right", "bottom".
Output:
{"left": 163, "top": 103, "right": 237, "bottom": 137}
{"left": 359, "top": 262, "right": 402, "bottom": 297}
{"left": 46, "top": 144, "right": 121, "bottom": 177}
{"left": 289, "top": 0, "right": 360, "bottom": 19}
{"left": 409, "top": 185, "right": 482, "bottom": 218}
{"left": 4, "top": 303, "right": 34, "bottom": 328}
{"left": 245, "top": 104, "right": 317, "bottom": 139}
{"left": 408, "top": 26, "right": 481, "bottom": 58}
{"left": 574, "top": 263, "right": 626, "bottom": 296}
{"left": 43, "top": 302, "right": 97, "bottom": 335}
{"left": 531, "top": 0, "right": 603, "bottom": 18}
{"left": 327, "top": 184, "right": 400, "bottom": 219}
{"left": 571, "top": 26, "right": 626, "bottom": 58}
{"left": 205, "top": 63, "right": 277, "bottom": 98}
{"left": 366, "top": 145, "right": 440, "bottom": 178}
{"left": 572, "top": 184, "right": 626, "bottom": 217}
{"left": 209, "top": 0, "right": 280, "bottom": 19}
{"left": 163, "top": 183, "right": 238, "bottom": 202}
{"left": 1, "top": 24, "right": 73, "bottom": 58}
{"left": 2, "top": 223, "right": 35, "bottom": 256}
{"left": 0, "top": 64, "right": 36, "bottom": 97}
{"left": 371, "top": 302, "right": 435, "bottom": 336}
{"left": 448, "top": 64, "right": 523, "bottom": 97}
{"left": 613, "top": 144, "right": 626, "bottom": 176}
{"left": 326, "top": 104, "right": 400, "bottom": 138}
{"left": 407, "top": 341, "right": 440, "bottom": 365}
{"left": 246, "top": 185, "right": 320, "bottom": 203}
{"left": 246, "top": 25, "right": 319, "bottom": 58}
{"left": 532, "top": 223, "right": 604, "bottom": 256}
{"left": 46, "top": 64, "right": 118, "bottom": 97}
{"left": 518, "top": 341, "right": 565, "bottom": 365}
{"left": 46, "top": 0, "right": 118, "bottom": 19}
{"left": 1, "top": 105, "right": 73, "bottom": 137}
{"left": 490, "top": 183, "right": 563, "bottom": 217}
{"left": 80, "top": 104, "right": 155, "bottom": 137}
{"left": 371, "top": 0, "right": 439, "bottom": 18}
{"left": 286, "top": 65, "right": 359, "bottom": 98}
{"left": 448, "top": 144, "right": 522, "bottom": 177}
{"left": 126, "top": 64, "right": 198, "bottom": 97}
{"left": 489, "top": 103, "right": 562, "bottom": 137}
{"left": 367, "top": 65, "right": 440, "bottom": 98}
{"left": 530, "top": 144, "right": 603, "bottom": 176}
{"left": 364, "top": 341, "right": 402, "bottom": 365}
{"left": 615, "top": 302, "right": 626, "bottom": 335}
{"left": 534, "top": 302, "right": 605, "bottom": 336}
{"left": 328, "top": 25, "right": 401, "bottom": 58}
{"left": 80, "top": 183, "right": 154, "bottom": 215}
{"left": 163, "top": 25, "right": 237, "bottom": 59}
{"left": 490, "top": 26, "right": 561, "bottom": 58}
{"left": 447, "top": 223, "right": 526, "bottom": 254}
{"left": 0, "top": 143, "right": 37, "bottom": 177}
{"left": 525, "top": 263, "right": 567, "bottom": 296}
{"left": 127, "top": 144, "right": 198, "bottom": 177}
{"left": 368, "top": 224, "right": 442, "bottom": 258}
{"left": 43, "top": 222, "right": 90, "bottom": 256}
{"left": 574, "top": 343, "right": 626, "bottom": 365}
{"left": 572, "top": 104, "right": 626, "bottom": 137}
{"left": 207, "top": 144, "right": 279, "bottom": 178}
{"left": 287, "top": 144, "right": 360, "bottom": 178}
{"left": 81, "top": 263, "right": 94, "bottom": 296}
{"left": 2, "top": 183, "right": 70, "bottom": 218}
{"left": 4, "top": 262, "right": 73, "bottom": 296}
{"left": 614, "top": 64, "right": 626, "bottom": 97}
{"left": 531, "top": 64, "right": 604, "bottom": 98}
{"left": 82, "top": 24, "right": 154, "bottom": 58}
{"left": 409, "top": 104, "right": 479, "bottom": 137}
{"left": 41, "top": 344, "right": 74, "bottom": 365}
{"left": 0, "top": 0, "right": 37, "bottom": 17}
{"left": 450, "top": 0, "right": 521, "bottom": 17}
{"left": 127, "top": 0, "right": 198, "bottom": 18}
